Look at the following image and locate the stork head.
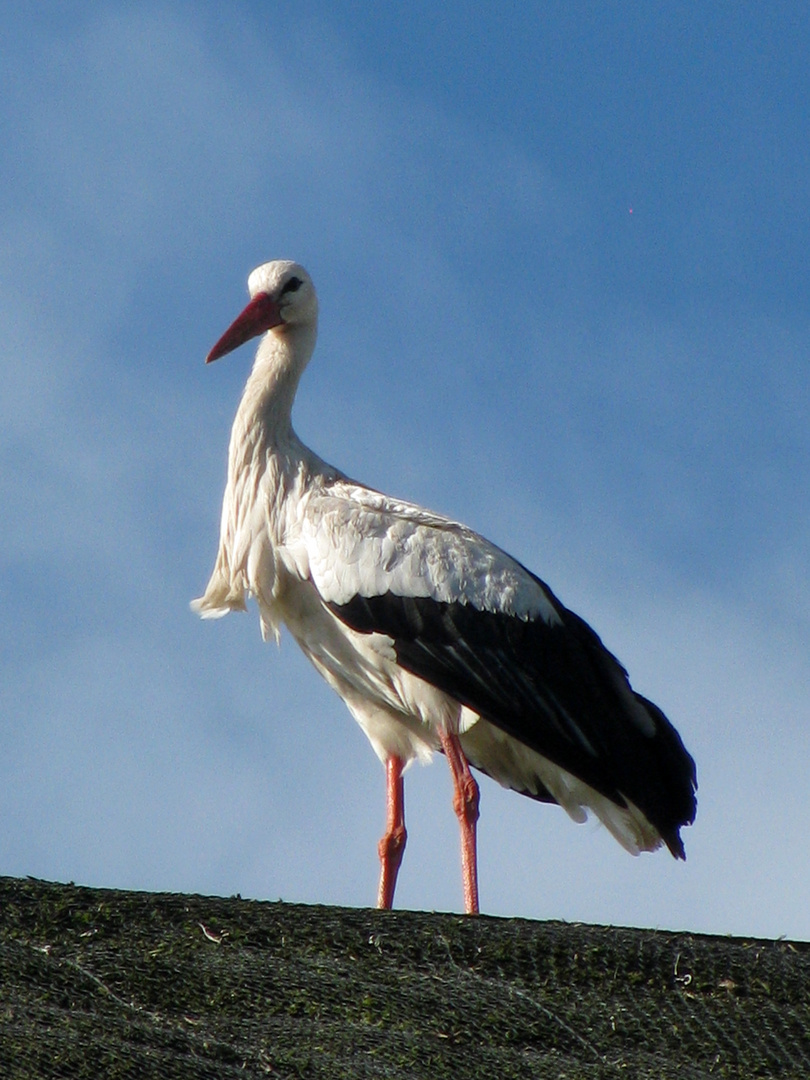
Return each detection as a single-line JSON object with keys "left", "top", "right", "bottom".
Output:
{"left": 206, "top": 261, "right": 317, "bottom": 363}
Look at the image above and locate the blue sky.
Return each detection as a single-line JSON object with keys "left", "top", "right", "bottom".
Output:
{"left": 2, "top": 3, "right": 808, "bottom": 938}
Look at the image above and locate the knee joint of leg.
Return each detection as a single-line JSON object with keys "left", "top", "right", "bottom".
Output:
{"left": 378, "top": 824, "right": 407, "bottom": 861}
{"left": 454, "top": 776, "right": 480, "bottom": 823}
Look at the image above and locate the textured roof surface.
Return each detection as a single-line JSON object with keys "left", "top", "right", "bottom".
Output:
{"left": 1, "top": 876, "right": 808, "bottom": 1078}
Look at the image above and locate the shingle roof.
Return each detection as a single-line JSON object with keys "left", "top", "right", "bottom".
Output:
{"left": 1, "top": 876, "right": 808, "bottom": 1078}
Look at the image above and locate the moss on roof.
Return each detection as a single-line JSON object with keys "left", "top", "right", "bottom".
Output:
{"left": 1, "top": 876, "right": 808, "bottom": 1078}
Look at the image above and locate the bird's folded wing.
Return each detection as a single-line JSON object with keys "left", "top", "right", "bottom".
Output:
{"left": 297, "top": 483, "right": 696, "bottom": 830}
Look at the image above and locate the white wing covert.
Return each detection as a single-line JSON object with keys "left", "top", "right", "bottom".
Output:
{"left": 299, "top": 482, "right": 561, "bottom": 623}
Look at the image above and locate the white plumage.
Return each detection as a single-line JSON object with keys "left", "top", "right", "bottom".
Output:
{"left": 194, "top": 259, "right": 696, "bottom": 913}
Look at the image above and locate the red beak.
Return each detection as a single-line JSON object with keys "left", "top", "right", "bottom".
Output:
{"left": 205, "top": 292, "right": 284, "bottom": 363}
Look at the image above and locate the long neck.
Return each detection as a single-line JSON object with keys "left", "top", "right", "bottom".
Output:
{"left": 200, "top": 321, "right": 318, "bottom": 627}
{"left": 231, "top": 322, "right": 317, "bottom": 458}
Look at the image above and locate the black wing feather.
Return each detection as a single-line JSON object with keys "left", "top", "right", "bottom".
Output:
{"left": 328, "top": 587, "right": 697, "bottom": 857}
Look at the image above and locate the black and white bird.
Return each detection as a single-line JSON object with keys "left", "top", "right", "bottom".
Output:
{"left": 193, "top": 260, "right": 697, "bottom": 914}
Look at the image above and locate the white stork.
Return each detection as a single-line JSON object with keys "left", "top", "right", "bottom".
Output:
{"left": 193, "top": 260, "right": 697, "bottom": 915}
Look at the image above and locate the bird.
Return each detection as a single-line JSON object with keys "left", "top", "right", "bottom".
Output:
{"left": 193, "top": 259, "right": 697, "bottom": 915}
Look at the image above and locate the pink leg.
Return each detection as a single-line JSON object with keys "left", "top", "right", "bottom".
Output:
{"left": 377, "top": 755, "right": 407, "bottom": 909}
{"left": 438, "top": 729, "right": 480, "bottom": 915}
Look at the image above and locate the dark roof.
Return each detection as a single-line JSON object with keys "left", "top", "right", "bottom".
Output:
{"left": 1, "top": 876, "right": 808, "bottom": 1079}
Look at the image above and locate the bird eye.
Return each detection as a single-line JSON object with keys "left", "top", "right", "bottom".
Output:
{"left": 280, "top": 276, "right": 303, "bottom": 296}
